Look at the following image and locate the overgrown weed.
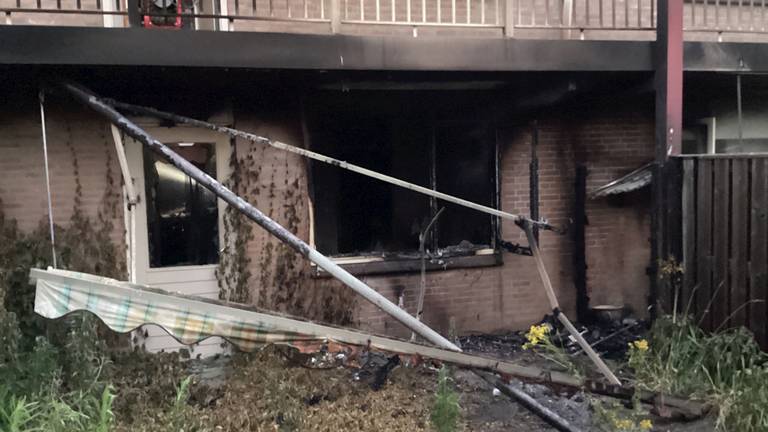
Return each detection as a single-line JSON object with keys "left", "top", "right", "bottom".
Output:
{"left": 431, "top": 366, "right": 460, "bottom": 432}
{"left": 629, "top": 315, "right": 768, "bottom": 431}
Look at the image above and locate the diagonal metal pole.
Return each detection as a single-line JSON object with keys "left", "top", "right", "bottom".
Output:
{"left": 103, "top": 99, "right": 559, "bottom": 233}
{"left": 63, "top": 82, "right": 460, "bottom": 352}
{"left": 522, "top": 221, "right": 621, "bottom": 385}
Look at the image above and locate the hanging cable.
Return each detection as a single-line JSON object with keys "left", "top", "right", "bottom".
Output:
{"left": 39, "top": 90, "right": 58, "bottom": 269}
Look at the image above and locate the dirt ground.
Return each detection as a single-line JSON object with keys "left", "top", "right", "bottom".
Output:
{"left": 107, "top": 339, "right": 714, "bottom": 432}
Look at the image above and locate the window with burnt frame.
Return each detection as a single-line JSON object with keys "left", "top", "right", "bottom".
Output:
{"left": 309, "top": 96, "right": 497, "bottom": 257}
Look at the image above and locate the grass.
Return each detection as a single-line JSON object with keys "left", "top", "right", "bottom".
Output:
{"left": 431, "top": 367, "right": 460, "bottom": 432}
{"left": 628, "top": 315, "right": 768, "bottom": 432}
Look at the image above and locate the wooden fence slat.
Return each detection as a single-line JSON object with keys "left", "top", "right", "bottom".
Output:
{"left": 710, "top": 159, "right": 729, "bottom": 330}
{"left": 750, "top": 158, "right": 768, "bottom": 348}
{"left": 682, "top": 159, "right": 696, "bottom": 317}
{"left": 696, "top": 159, "right": 713, "bottom": 326}
{"left": 730, "top": 158, "right": 748, "bottom": 329}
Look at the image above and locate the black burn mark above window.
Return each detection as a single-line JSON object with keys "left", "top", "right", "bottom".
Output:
{"left": 143, "top": 143, "right": 219, "bottom": 268}
{"left": 308, "top": 92, "right": 497, "bottom": 257}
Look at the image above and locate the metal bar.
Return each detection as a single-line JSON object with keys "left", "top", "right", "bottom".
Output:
{"left": 476, "top": 372, "right": 583, "bottom": 432}
{"left": 407, "top": 0, "right": 410, "bottom": 21}
{"left": 422, "top": 0, "right": 425, "bottom": 22}
{"left": 105, "top": 99, "right": 558, "bottom": 231}
{"left": 414, "top": 207, "right": 445, "bottom": 332}
{"left": 321, "top": 0, "right": 324, "bottom": 19}
{"left": 127, "top": 0, "right": 140, "bottom": 25}
{"left": 360, "top": 0, "right": 363, "bottom": 20}
{"left": 38, "top": 91, "right": 57, "bottom": 270}
{"left": 391, "top": 0, "right": 394, "bottom": 21}
{"left": 482, "top": 0, "right": 485, "bottom": 23}
{"left": 637, "top": 0, "right": 640, "bottom": 27}
{"left": 624, "top": 0, "right": 628, "bottom": 27}
{"left": 377, "top": 0, "right": 381, "bottom": 21}
{"left": 437, "top": 0, "right": 441, "bottom": 21}
{"left": 545, "top": 0, "right": 548, "bottom": 25}
{"left": 737, "top": 74, "right": 743, "bottom": 146}
{"left": 600, "top": 0, "right": 605, "bottom": 26}
{"left": 523, "top": 222, "right": 621, "bottom": 385}
{"left": 304, "top": 0, "right": 308, "bottom": 19}
{"left": 64, "top": 82, "right": 461, "bottom": 352}
{"left": 466, "top": 0, "right": 469, "bottom": 22}
{"left": 692, "top": 0, "right": 696, "bottom": 27}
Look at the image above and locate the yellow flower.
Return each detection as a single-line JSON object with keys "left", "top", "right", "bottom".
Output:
{"left": 613, "top": 418, "right": 635, "bottom": 430}
{"left": 639, "top": 419, "right": 653, "bottom": 430}
{"left": 633, "top": 339, "right": 649, "bottom": 352}
{"left": 524, "top": 324, "right": 550, "bottom": 348}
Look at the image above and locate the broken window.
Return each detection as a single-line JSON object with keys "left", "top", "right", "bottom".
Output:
{"left": 143, "top": 143, "right": 220, "bottom": 267}
{"left": 308, "top": 93, "right": 497, "bottom": 257}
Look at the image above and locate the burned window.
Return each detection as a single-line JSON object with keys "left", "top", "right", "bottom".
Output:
{"left": 143, "top": 143, "right": 219, "bottom": 267}
{"left": 309, "top": 94, "right": 497, "bottom": 257}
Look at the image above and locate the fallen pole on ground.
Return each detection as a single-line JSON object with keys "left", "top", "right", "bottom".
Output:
{"left": 62, "top": 82, "right": 459, "bottom": 352}
{"left": 30, "top": 267, "right": 579, "bottom": 385}
{"left": 30, "top": 267, "right": 704, "bottom": 418}
{"left": 475, "top": 371, "right": 583, "bottom": 432}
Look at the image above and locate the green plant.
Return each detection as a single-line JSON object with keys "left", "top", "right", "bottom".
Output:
{"left": 522, "top": 324, "right": 583, "bottom": 378}
{"left": 430, "top": 367, "right": 459, "bottom": 432}
{"left": 591, "top": 397, "right": 652, "bottom": 432}
{"left": 628, "top": 315, "right": 768, "bottom": 432}
{"left": 0, "top": 390, "right": 39, "bottom": 432}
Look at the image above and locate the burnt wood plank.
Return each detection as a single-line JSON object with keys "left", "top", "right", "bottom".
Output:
{"left": 696, "top": 159, "right": 713, "bottom": 327}
{"left": 750, "top": 158, "right": 768, "bottom": 348}
{"left": 710, "top": 158, "right": 729, "bottom": 331}
{"left": 682, "top": 159, "right": 696, "bottom": 318}
{"left": 730, "top": 158, "right": 748, "bottom": 329}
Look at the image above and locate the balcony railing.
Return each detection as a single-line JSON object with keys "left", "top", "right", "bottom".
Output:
{"left": 2, "top": 0, "right": 768, "bottom": 40}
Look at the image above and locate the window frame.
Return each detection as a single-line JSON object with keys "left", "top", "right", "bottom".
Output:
{"left": 308, "top": 118, "right": 502, "bottom": 276}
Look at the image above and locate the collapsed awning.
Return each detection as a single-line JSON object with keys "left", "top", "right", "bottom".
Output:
{"left": 589, "top": 162, "right": 653, "bottom": 199}
{"left": 29, "top": 267, "right": 582, "bottom": 386}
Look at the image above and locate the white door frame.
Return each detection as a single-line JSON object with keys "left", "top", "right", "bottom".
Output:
{"left": 124, "top": 125, "right": 231, "bottom": 355}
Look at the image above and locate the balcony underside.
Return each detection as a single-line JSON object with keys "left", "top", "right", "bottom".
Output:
{"left": 1, "top": 25, "right": 768, "bottom": 72}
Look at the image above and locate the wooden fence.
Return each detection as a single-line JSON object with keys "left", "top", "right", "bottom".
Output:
{"left": 672, "top": 155, "right": 768, "bottom": 348}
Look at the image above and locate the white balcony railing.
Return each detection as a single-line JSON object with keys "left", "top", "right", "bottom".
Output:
{"left": 3, "top": 0, "right": 768, "bottom": 40}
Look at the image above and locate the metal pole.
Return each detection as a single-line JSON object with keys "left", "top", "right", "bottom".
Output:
{"left": 39, "top": 91, "right": 57, "bottom": 269}
{"left": 522, "top": 221, "right": 621, "bottom": 385}
{"left": 412, "top": 207, "right": 445, "bottom": 340}
{"left": 737, "top": 73, "right": 743, "bottom": 147}
{"left": 476, "top": 371, "right": 583, "bottom": 432}
{"left": 64, "top": 82, "right": 460, "bottom": 352}
{"left": 104, "top": 99, "right": 559, "bottom": 233}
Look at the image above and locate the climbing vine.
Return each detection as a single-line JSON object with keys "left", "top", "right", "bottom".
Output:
{"left": 0, "top": 122, "right": 127, "bottom": 393}
{"left": 216, "top": 132, "right": 355, "bottom": 326}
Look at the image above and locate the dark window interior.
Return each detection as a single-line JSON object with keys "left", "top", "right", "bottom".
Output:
{"left": 144, "top": 143, "right": 219, "bottom": 267}
{"left": 308, "top": 93, "right": 497, "bottom": 256}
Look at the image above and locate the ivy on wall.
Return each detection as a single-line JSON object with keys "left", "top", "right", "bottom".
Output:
{"left": 216, "top": 131, "right": 355, "bottom": 326}
{"left": 0, "top": 123, "right": 127, "bottom": 391}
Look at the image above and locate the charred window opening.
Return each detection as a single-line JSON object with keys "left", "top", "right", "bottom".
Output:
{"left": 144, "top": 143, "right": 220, "bottom": 267}
{"left": 308, "top": 93, "right": 497, "bottom": 257}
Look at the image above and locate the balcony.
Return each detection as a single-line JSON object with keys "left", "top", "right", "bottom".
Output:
{"left": 2, "top": 0, "right": 768, "bottom": 42}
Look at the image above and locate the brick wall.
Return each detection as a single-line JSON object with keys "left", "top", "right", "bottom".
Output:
{"left": 0, "top": 102, "right": 125, "bottom": 249}
{"left": 0, "top": 94, "right": 654, "bottom": 341}
{"left": 354, "top": 102, "right": 655, "bottom": 338}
